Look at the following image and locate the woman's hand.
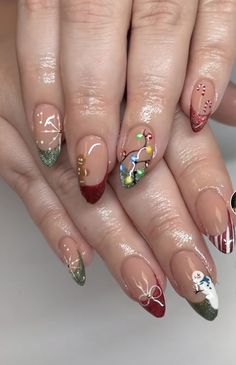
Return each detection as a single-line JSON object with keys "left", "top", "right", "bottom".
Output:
{"left": 1, "top": 1, "right": 235, "bottom": 321}
{"left": 16, "top": 0, "right": 236, "bottom": 201}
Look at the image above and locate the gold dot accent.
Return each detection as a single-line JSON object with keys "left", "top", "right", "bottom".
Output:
{"left": 77, "top": 154, "right": 89, "bottom": 185}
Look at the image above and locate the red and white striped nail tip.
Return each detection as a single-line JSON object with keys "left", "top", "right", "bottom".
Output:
{"left": 207, "top": 210, "right": 235, "bottom": 254}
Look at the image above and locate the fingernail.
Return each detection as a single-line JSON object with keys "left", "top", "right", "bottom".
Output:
{"left": 59, "top": 238, "right": 86, "bottom": 286}
{"left": 190, "top": 79, "right": 215, "bottom": 132}
{"left": 119, "top": 126, "right": 155, "bottom": 188}
{"left": 34, "top": 104, "right": 62, "bottom": 167}
{"left": 121, "top": 256, "right": 165, "bottom": 318}
{"left": 171, "top": 251, "right": 218, "bottom": 321}
{"left": 76, "top": 135, "right": 108, "bottom": 204}
{"left": 196, "top": 189, "right": 235, "bottom": 254}
{"left": 230, "top": 191, "right": 236, "bottom": 216}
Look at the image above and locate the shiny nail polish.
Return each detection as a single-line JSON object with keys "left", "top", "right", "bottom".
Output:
{"left": 171, "top": 251, "right": 218, "bottom": 321}
{"left": 59, "top": 238, "right": 86, "bottom": 286}
{"left": 34, "top": 104, "right": 62, "bottom": 167}
{"left": 190, "top": 79, "right": 215, "bottom": 132}
{"left": 119, "top": 125, "right": 155, "bottom": 189}
{"left": 121, "top": 256, "right": 165, "bottom": 318}
{"left": 196, "top": 189, "right": 235, "bottom": 254}
{"left": 76, "top": 135, "right": 108, "bottom": 204}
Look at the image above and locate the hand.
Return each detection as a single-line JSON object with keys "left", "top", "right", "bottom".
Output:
{"left": 16, "top": 0, "right": 236, "bottom": 202}
{"left": 1, "top": 2, "right": 235, "bottom": 321}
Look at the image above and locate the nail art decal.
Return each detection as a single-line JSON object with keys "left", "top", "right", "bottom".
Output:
{"left": 190, "top": 80, "right": 214, "bottom": 132}
{"left": 139, "top": 282, "right": 165, "bottom": 317}
{"left": 207, "top": 210, "right": 235, "bottom": 254}
{"left": 34, "top": 105, "right": 62, "bottom": 167}
{"left": 230, "top": 192, "right": 236, "bottom": 216}
{"left": 120, "top": 126, "right": 154, "bottom": 188}
{"left": 76, "top": 136, "right": 108, "bottom": 204}
{"left": 60, "top": 241, "right": 86, "bottom": 286}
{"left": 190, "top": 271, "right": 218, "bottom": 321}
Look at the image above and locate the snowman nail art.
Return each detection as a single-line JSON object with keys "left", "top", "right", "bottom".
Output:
{"left": 34, "top": 104, "right": 62, "bottom": 167}
{"left": 190, "top": 271, "right": 218, "bottom": 321}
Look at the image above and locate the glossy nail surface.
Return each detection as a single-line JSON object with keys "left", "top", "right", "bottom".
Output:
{"left": 196, "top": 189, "right": 235, "bottom": 254}
{"left": 59, "top": 238, "right": 86, "bottom": 286}
{"left": 190, "top": 80, "right": 215, "bottom": 132}
{"left": 34, "top": 104, "right": 62, "bottom": 167}
{"left": 121, "top": 256, "right": 165, "bottom": 318}
{"left": 171, "top": 251, "right": 218, "bottom": 321}
{"left": 119, "top": 125, "right": 155, "bottom": 189}
{"left": 76, "top": 135, "right": 108, "bottom": 204}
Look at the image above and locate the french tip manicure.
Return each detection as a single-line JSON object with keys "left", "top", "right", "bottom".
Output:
{"left": 188, "top": 300, "right": 218, "bottom": 321}
{"left": 38, "top": 145, "right": 61, "bottom": 168}
{"left": 71, "top": 256, "right": 86, "bottom": 286}
{"left": 80, "top": 173, "right": 108, "bottom": 204}
{"left": 190, "top": 106, "right": 209, "bottom": 133}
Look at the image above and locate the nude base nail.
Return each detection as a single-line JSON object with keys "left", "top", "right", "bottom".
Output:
{"left": 59, "top": 238, "right": 86, "bottom": 286}
{"left": 171, "top": 251, "right": 218, "bottom": 321}
{"left": 121, "top": 257, "right": 165, "bottom": 318}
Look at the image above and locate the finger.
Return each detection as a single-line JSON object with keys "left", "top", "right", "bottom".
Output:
{"left": 60, "top": 0, "right": 132, "bottom": 204}
{"left": 181, "top": 0, "right": 236, "bottom": 132}
{"left": 0, "top": 116, "right": 93, "bottom": 286}
{"left": 43, "top": 154, "right": 166, "bottom": 318}
{"left": 213, "top": 82, "right": 236, "bottom": 126}
{"left": 117, "top": 0, "right": 199, "bottom": 189}
{"left": 17, "top": 0, "right": 63, "bottom": 167}
{"left": 111, "top": 160, "right": 218, "bottom": 321}
{"left": 165, "top": 108, "right": 235, "bottom": 254}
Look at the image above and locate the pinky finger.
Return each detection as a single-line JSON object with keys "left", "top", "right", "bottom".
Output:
{"left": 0, "top": 117, "right": 93, "bottom": 286}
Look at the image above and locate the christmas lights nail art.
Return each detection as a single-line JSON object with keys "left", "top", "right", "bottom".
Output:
{"left": 76, "top": 136, "right": 108, "bottom": 204}
{"left": 119, "top": 126, "right": 155, "bottom": 188}
{"left": 59, "top": 239, "right": 86, "bottom": 286}
{"left": 121, "top": 256, "right": 165, "bottom": 318}
{"left": 207, "top": 210, "right": 235, "bottom": 254}
{"left": 190, "top": 80, "right": 215, "bottom": 132}
{"left": 34, "top": 104, "right": 62, "bottom": 167}
{"left": 190, "top": 271, "right": 218, "bottom": 321}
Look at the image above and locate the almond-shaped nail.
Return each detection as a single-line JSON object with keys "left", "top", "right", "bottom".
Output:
{"left": 121, "top": 257, "right": 165, "bottom": 318}
{"left": 59, "top": 238, "right": 86, "bottom": 286}
{"left": 196, "top": 189, "right": 235, "bottom": 254}
{"left": 119, "top": 126, "right": 155, "bottom": 188}
{"left": 34, "top": 104, "right": 62, "bottom": 167}
{"left": 171, "top": 251, "right": 218, "bottom": 321}
{"left": 190, "top": 79, "right": 215, "bottom": 132}
{"left": 76, "top": 136, "right": 108, "bottom": 204}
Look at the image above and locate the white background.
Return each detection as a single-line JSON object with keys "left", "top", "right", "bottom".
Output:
{"left": 0, "top": 66, "right": 236, "bottom": 365}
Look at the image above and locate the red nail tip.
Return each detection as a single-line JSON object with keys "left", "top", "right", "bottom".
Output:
{"left": 208, "top": 210, "right": 235, "bottom": 254}
{"left": 139, "top": 278, "right": 166, "bottom": 318}
{"left": 190, "top": 106, "right": 210, "bottom": 133}
{"left": 80, "top": 173, "right": 108, "bottom": 204}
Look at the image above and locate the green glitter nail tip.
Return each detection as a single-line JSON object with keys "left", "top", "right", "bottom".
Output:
{"left": 189, "top": 299, "right": 218, "bottom": 321}
{"left": 38, "top": 145, "right": 61, "bottom": 168}
{"left": 70, "top": 255, "right": 86, "bottom": 286}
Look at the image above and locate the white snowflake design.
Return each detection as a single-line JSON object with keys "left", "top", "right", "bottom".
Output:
{"left": 36, "top": 113, "right": 62, "bottom": 150}
{"left": 138, "top": 284, "right": 164, "bottom": 307}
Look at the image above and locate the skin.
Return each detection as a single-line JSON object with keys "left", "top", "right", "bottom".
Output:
{"left": 0, "top": 2, "right": 236, "bottom": 319}
{"left": 15, "top": 0, "right": 236, "bottom": 201}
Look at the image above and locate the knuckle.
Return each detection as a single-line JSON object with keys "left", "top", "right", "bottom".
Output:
{"left": 96, "top": 222, "right": 122, "bottom": 253}
{"left": 10, "top": 164, "right": 39, "bottom": 198}
{"left": 202, "top": 0, "right": 236, "bottom": 14}
{"left": 147, "top": 210, "right": 182, "bottom": 243}
{"left": 62, "top": 0, "right": 114, "bottom": 26}
{"left": 67, "top": 90, "right": 111, "bottom": 114}
{"left": 194, "top": 43, "right": 234, "bottom": 64}
{"left": 54, "top": 165, "right": 78, "bottom": 197}
{"left": 177, "top": 153, "right": 211, "bottom": 182}
{"left": 132, "top": 0, "right": 184, "bottom": 29}
{"left": 19, "top": 0, "right": 58, "bottom": 12}
{"left": 37, "top": 206, "right": 62, "bottom": 231}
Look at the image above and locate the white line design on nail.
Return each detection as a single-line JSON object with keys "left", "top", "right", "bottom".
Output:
{"left": 138, "top": 284, "right": 164, "bottom": 307}
{"left": 207, "top": 210, "right": 235, "bottom": 254}
{"left": 192, "top": 271, "right": 218, "bottom": 310}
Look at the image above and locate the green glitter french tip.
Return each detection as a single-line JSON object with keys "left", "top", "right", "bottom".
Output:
{"left": 34, "top": 104, "right": 62, "bottom": 168}
{"left": 59, "top": 240, "right": 86, "bottom": 287}
{"left": 38, "top": 145, "right": 61, "bottom": 167}
{"left": 189, "top": 299, "right": 218, "bottom": 321}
